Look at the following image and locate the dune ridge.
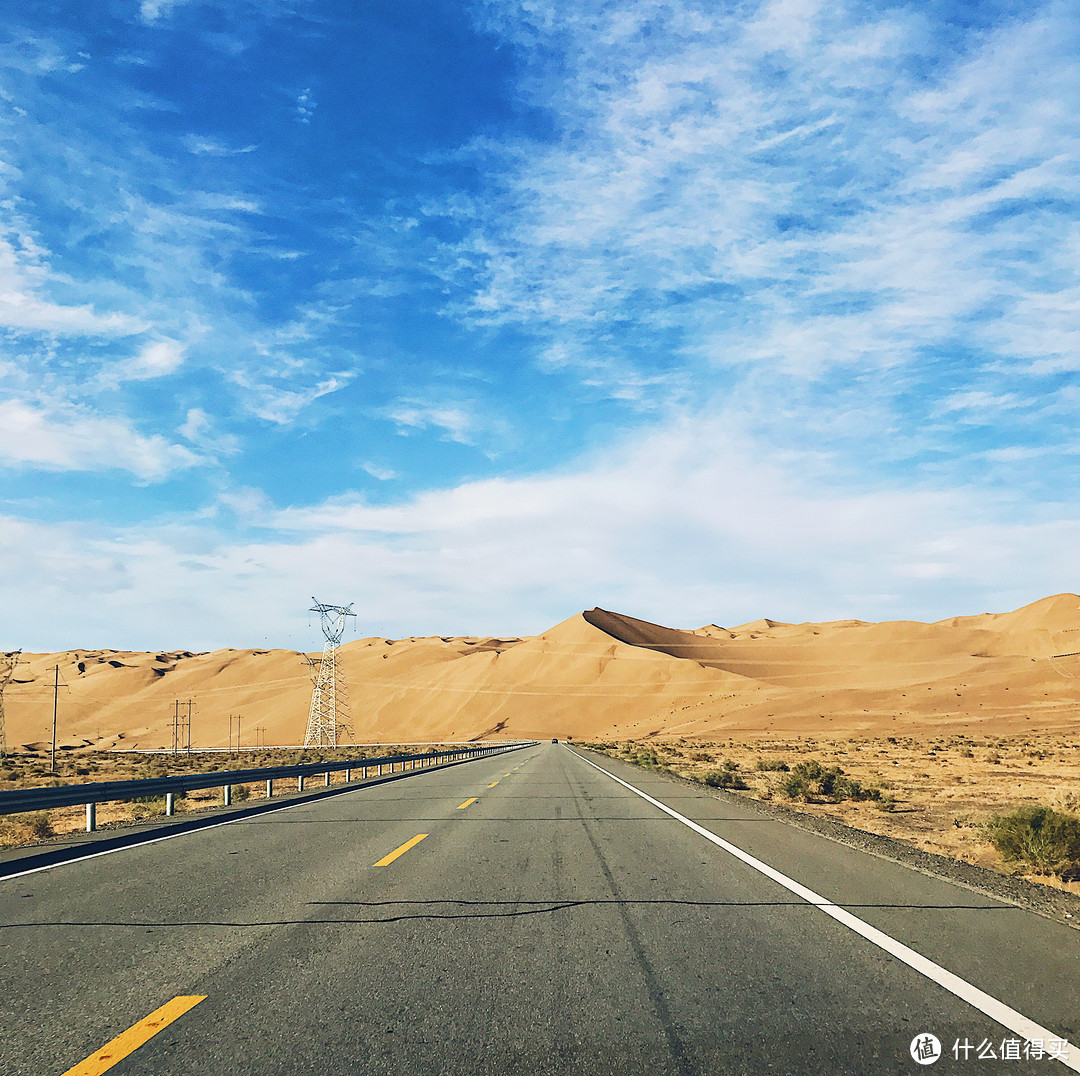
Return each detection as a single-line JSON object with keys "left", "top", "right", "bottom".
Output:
{"left": 4, "top": 594, "right": 1080, "bottom": 749}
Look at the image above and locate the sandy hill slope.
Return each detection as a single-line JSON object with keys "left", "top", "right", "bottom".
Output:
{"left": 4, "top": 595, "right": 1080, "bottom": 749}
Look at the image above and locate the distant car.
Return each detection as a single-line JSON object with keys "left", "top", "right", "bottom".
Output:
{"left": 551, "top": 737, "right": 558, "bottom": 743}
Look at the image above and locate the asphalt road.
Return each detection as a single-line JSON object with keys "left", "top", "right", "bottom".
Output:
{"left": 1, "top": 743, "right": 1077, "bottom": 1075}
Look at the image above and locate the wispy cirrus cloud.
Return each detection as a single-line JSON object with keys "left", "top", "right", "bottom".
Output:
{"left": 451, "top": 0, "right": 1080, "bottom": 413}
{"left": 182, "top": 135, "right": 257, "bottom": 156}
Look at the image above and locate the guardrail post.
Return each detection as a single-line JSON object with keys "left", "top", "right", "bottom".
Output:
{"left": 266, "top": 778, "right": 273, "bottom": 798}
{"left": 298, "top": 774, "right": 305, "bottom": 792}
{"left": 324, "top": 772, "right": 331, "bottom": 787}
{"left": 361, "top": 764, "right": 367, "bottom": 779}
{"left": 378, "top": 762, "right": 384, "bottom": 776}
{"left": 223, "top": 784, "right": 232, "bottom": 806}
{"left": 346, "top": 768, "right": 351, "bottom": 782}
{"left": 86, "top": 802, "right": 96, "bottom": 832}
{"left": 166, "top": 792, "right": 175, "bottom": 816}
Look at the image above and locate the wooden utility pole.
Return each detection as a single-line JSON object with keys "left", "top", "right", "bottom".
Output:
{"left": 0, "top": 651, "right": 20, "bottom": 761}
{"left": 50, "top": 664, "right": 58, "bottom": 772}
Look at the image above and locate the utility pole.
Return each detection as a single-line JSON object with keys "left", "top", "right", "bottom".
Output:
{"left": 304, "top": 598, "right": 355, "bottom": 748}
{"left": 0, "top": 651, "right": 20, "bottom": 761}
{"left": 50, "top": 664, "right": 58, "bottom": 773}
{"left": 185, "top": 699, "right": 192, "bottom": 753}
{"left": 172, "top": 699, "right": 180, "bottom": 755}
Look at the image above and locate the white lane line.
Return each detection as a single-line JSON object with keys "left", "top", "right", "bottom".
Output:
{"left": 572, "top": 750, "right": 1080, "bottom": 1071}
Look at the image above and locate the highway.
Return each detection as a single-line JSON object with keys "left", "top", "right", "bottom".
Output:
{"left": 1, "top": 743, "right": 1077, "bottom": 1074}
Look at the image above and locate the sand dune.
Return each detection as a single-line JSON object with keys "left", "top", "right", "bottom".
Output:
{"left": 4, "top": 594, "right": 1080, "bottom": 749}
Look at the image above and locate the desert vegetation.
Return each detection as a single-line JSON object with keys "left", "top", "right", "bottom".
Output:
{"left": 583, "top": 735, "right": 1080, "bottom": 892}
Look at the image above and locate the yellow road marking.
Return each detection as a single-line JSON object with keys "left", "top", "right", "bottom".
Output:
{"left": 374, "top": 833, "right": 428, "bottom": 866}
{"left": 457, "top": 797, "right": 478, "bottom": 809}
{"left": 487, "top": 780, "right": 499, "bottom": 788}
{"left": 61, "top": 996, "right": 206, "bottom": 1076}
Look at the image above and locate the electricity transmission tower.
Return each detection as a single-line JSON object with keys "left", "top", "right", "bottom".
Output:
{"left": 0, "top": 651, "right": 21, "bottom": 760}
{"left": 303, "top": 598, "right": 355, "bottom": 748}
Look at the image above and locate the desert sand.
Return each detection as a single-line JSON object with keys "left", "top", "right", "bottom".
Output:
{"left": 3, "top": 593, "right": 1080, "bottom": 750}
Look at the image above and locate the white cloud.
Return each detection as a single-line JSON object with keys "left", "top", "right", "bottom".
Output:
{"left": 103, "top": 338, "right": 186, "bottom": 385}
{"left": 182, "top": 136, "right": 257, "bottom": 156}
{"left": 1, "top": 415, "right": 1076, "bottom": 650}
{"left": 179, "top": 407, "right": 209, "bottom": 441}
{"left": 0, "top": 399, "right": 200, "bottom": 479}
{"left": 235, "top": 372, "right": 354, "bottom": 426}
{"left": 139, "top": 0, "right": 191, "bottom": 23}
{"left": 295, "top": 87, "right": 316, "bottom": 124}
{"left": 178, "top": 407, "right": 239, "bottom": 456}
{"left": 938, "top": 391, "right": 1022, "bottom": 418}
{"left": 362, "top": 462, "right": 397, "bottom": 481}
{"left": 0, "top": 233, "right": 144, "bottom": 336}
{"left": 385, "top": 401, "right": 475, "bottom": 444}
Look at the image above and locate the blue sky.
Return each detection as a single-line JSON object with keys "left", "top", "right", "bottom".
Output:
{"left": 1, "top": 0, "right": 1078, "bottom": 650}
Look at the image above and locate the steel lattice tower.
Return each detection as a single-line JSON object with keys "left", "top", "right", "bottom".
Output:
{"left": 303, "top": 599, "right": 355, "bottom": 748}
{"left": 0, "top": 651, "right": 21, "bottom": 760}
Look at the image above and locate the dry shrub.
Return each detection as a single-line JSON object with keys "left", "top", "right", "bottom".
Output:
{"left": 701, "top": 769, "right": 748, "bottom": 790}
{"left": 987, "top": 805, "right": 1080, "bottom": 879}
{"left": 0, "top": 811, "right": 55, "bottom": 844}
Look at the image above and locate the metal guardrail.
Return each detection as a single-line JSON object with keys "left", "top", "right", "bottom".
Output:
{"left": 0, "top": 741, "right": 536, "bottom": 831}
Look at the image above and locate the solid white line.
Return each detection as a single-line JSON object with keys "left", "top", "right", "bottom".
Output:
{"left": 572, "top": 750, "right": 1080, "bottom": 1072}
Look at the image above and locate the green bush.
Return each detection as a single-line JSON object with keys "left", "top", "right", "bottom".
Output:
{"left": 779, "top": 761, "right": 885, "bottom": 805}
{"left": 987, "top": 805, "right": 1080, "bottom": 878}
{"left": 231, "top": 783, "right": 251, "bottom": 802}
{"left": 701, "top": 769, "right": 748, "bottom": 790}
{"left": 755, "top": 758, "right": 790, "bottom": 772}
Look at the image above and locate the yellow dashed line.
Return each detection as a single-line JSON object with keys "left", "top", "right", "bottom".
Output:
{"left": 374, "top": 833, "right": 428, "bottom": 866}
{"left": 457, "top": 797, "right": 478, "bottom": 810}
{"left": 487, "top": 780, "right": 499, "bottom": 788}
{"left": 61, "top": 996, "right": 206, "bottom": 1076}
